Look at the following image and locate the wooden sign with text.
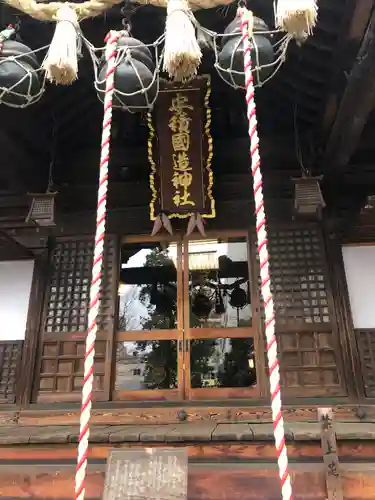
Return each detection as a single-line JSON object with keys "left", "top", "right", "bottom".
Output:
{"left": 148, "top": 76, "right": 215, "bottom": 220}
{"left": 318, "top": 407, "right": 343, "bottom": 500}
{"left": 103, "top": 448, "right": 188, "bottom": 500}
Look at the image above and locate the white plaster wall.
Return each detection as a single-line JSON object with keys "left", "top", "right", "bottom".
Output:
{"left": 0, "top": 260, "right": 34, "bottom": 340}
{"left": 342, "top": 245, "right": 375, "bottom": 329}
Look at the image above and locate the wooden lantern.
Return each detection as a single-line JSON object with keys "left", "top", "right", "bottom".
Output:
{"left": 25, "top": 192, "right": 57, "bottom": 227}
{"left": 292, "top": 176, "right": 325, "bottom": 218}
{"left": 362, "top": 194, "right": 375, "bottom": 212}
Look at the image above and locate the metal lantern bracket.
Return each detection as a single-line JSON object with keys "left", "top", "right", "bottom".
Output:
{"left": 25, "top": 192, "right": 57, "bottom": 227}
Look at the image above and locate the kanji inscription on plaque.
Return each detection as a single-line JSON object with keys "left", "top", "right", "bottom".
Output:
{"left": 103, "top": 448, "right": 188, "bottom": 500}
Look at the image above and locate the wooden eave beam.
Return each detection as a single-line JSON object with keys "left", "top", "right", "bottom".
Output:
{"left": 321, "top": 4, "right": 375, "bottom": 173}
{"left": 320, "top": 0, "right": 374, "bottom": 134}
{"left": 0, "top": 230, "right": 34, "bottom": 259}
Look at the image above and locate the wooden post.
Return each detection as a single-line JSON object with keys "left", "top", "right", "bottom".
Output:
{"left": 318, "top": 407, "right": 344, "bottom": 500}
{"left": 17, "top": 248, "right": 49, "bottom": 407}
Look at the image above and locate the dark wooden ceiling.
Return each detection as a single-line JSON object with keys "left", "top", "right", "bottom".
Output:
{"left": 0, "top": 0, "right": 374, "bottom": 244}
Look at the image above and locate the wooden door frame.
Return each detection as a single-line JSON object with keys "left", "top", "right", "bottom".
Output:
{"left": 182, "top": 230, "right": 262, "bottom": 400}
{"left": 113, "top": 235, "right": 184, "bottom": 401}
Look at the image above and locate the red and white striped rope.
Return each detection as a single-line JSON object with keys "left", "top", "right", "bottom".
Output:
{"left": 238, "top": 7, "right": 293, "bottom": 500}
{"left": 75, "top": 30, "right": 121, "bottom": 500}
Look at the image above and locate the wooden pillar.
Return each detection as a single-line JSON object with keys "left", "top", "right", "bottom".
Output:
{"left": 17, "top": 248, "right": 49, "bottom": 407}
{"left": 323, "top": 233, "right": 363, "bottom": 400}
{"left": 318, "top": 408, "right": 344, "bottom": 500}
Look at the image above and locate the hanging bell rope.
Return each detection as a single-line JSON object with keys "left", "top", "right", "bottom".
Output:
{"left": 276, "top": 0, "right": 318, "bottom": 40}
{"left": 3, "top": 0, "right": 234, "bottom": 22}
{"left": 75, "top": 29, "right": 122, "bottom": 500}
{"left": 42, "top": 4, "right": 80, "bottom": 84}
{"left": 238, "top": 5, "right": 293, "bottom": 500}
{"left": 163, "top": 0, "right": 201, "bottom": 82}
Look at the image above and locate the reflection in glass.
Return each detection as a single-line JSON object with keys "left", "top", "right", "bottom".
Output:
{"left": 115, "top": 340, "right": 177, "bottom": 390}
{"left": 118, "top": 243, "right": 178, "bottom": 331}
{"left": 188, "top": 238, "right": 252, "bottom": 328}
{"left": 190, "top": 338, "right": 256, "bottom": 388}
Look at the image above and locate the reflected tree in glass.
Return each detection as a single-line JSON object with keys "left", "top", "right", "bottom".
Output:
{"left": 134, "top": 247, "right": 215, "bottom": 390}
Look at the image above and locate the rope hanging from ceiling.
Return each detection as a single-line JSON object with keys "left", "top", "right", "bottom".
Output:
{"left": 238, "top": 5, "right": 292, "bottom": 499}
{"left": 74, "top": 29, "right": 121, "bottom": 500}
{"left": 74, "top": 6, "right": 294, "bottom": 500}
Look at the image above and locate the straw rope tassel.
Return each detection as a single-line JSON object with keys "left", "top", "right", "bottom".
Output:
{"left": 238, "top": 7, "right": 293, "bottom": 500}
{"left": 75, "top": 30, "right": 120, "bottom": 500}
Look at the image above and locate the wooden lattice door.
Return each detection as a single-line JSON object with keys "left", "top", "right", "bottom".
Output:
{"left": 34, "top": 235, "right": 118, "bottom": 403}
{"left": 267, "top": 225, "right": 346, "bottom": 397}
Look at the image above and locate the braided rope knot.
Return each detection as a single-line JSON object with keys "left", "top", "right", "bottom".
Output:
{"left": 3, "top": 0, "right": 234, "bottom": 22}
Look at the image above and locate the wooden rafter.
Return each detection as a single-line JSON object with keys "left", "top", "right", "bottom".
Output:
{"left": 321, "top": 3, "right": 375, "bottom": 173}
{"left": 320, "top": 0, "right": 374, "bottom": 134}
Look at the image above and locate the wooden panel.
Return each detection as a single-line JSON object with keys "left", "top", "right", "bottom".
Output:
{"left": 256, "top": 224, "right": 344, "bottom": 396}
{"left": 34, "top": 236, "right": 118, "bottom": 402}
{"left": 355, "top": 329, "right": 375, "bottom": 397}
{"left": 278, "top": 331, "right": 342, "bottom": 396}
{"left": 37, "top": 339, "right": 106, "bottom": 399}
{"left": 0, "top": 465, "right": 326, "bottom": 500}
{"left": 0, "top": 341, "right": 22, "bottom": 404}
{"left": 3, "top": 441, "right": 375, "bottom": 461}
{"left": 16, "top": 405, "right": 365, "bottom": 427}
{"left": 1, "top": 463, "right": 375, "bottom": 500}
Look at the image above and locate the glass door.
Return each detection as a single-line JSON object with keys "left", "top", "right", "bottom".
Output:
{"left": 112, "top": 232, "right": 260, "bottom": 402}
{"left": 113, "top": 235, "right": 185, "bottom": 401}
{"left": 182, "top": 233, "right": 259, "bottom": 400}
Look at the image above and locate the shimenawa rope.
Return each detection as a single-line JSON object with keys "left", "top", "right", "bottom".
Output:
{"left": 238, "top": 6, "right": 293, "bottom": 500}
{"left": 75, "top": 29, "right": 122, "bottom": 500}
{"left": 3, "top": 0, "right": 234, "bottom": 21}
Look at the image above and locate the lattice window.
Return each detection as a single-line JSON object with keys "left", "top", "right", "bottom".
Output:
{"left": 356, "top": 329, "right": 375, "bottom": 397}
{"left": 39, "top": 340, "right": 106, "bottom": 393}
{"left": 44, "top": 238, "right": 115, "bottom": 333}
{"left": 0, "top": 341, "right": 23, "bottom": 403}
{"left": 268, "top": 227, "right": 331, "bottom": 329}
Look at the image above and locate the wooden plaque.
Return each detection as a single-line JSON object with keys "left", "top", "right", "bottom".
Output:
{"left": 148, "top": 76, "right": 215, "bottom": 220}
{"left": 103, "top": 448, "right": 188, "bottom": 500}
